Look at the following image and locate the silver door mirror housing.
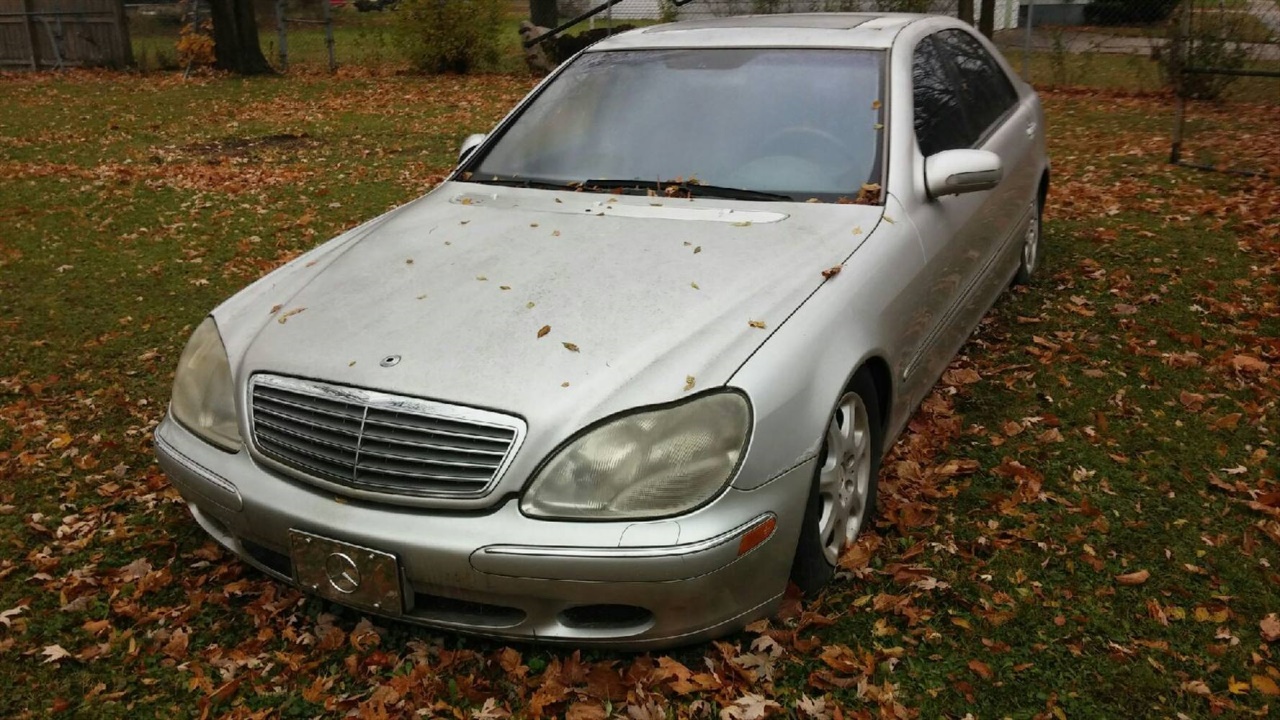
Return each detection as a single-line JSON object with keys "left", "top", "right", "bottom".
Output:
{"left": 924, "top": 149, "right": 1003, "bottom": 198}
{"left": 458, "top": 133, "right": 487, "bottom": 164}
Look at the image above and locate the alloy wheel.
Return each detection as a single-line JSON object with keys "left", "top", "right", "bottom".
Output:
{"left": 815, "top": 392, "right": 873, "bottom": 565}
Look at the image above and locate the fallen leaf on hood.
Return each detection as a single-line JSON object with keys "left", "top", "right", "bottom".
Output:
{"left": 693, "top": 246, "right": 702, "bottom": 254}
{"left": 871, "top": 99, "right": 882, "bottom": 110}
{"left": 821, "top": 265, "right": 843, "bottom": 279}
{"left": 530, "top": 223, "right": 538, "bottom": 228}
{"left": 476, "top": 275, "right": 488, "bottom": 281}
{"left": 852, "top": 226, "right": 863, "bottom": 235}
{"left": 416, "top": 294, "right": 427, "bottom": 300}
{"left": 562, "top": 342, "right": 580, "bottom": 352}
{"left": 537, "top": 325, "right": 550, "bottom": 338}
{"left": 552, "top": 230, "right": 561, "bottom": 237}
{"left": 684, "top": 376, "right": 695, "bottom": 391}
{"left": 561, "top": 382, "right": 569, "bottom": 388}
{"left": 1116, "top": 569, "right": 1151, "bottom": 585}
{"left": 269, "top": 303, "right": 282, "bottom": 314}
{"left": 405, "top": 258, "right": 414, "bottom": 265}
{"left": 691, "top": 282, "right": 700, "bottom": 290}
{"left": 277, "top": 307, "right": 306, "bottom": 324}
{"left": 732, "top": 221, "right": 752, "bottom": 227}
{"left": 749, "top": 320, "right": 766, "bottom": 329}
{"left": 499, "top": 285, "right": 511, "bottom": 290}
{"left": 526, "top": 302, "right": 535, "bottom": 309}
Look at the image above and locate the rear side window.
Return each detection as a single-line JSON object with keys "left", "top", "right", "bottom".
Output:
{"left": 935, "top": 29, "right": 1019, "bottom": 144}
{"left": 911, "top": 36, "right": 969, "bottom": 157}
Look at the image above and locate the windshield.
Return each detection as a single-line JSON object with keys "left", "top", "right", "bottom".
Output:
{"left": 467, "top": 48, "right": 886, "bottom": 203}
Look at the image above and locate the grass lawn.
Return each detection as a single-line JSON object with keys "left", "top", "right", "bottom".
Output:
{"left": 0, "top": 69, "right": 1278, "bottom": 719}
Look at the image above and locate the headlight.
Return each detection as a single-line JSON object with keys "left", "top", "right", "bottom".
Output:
{"left": 169, "top": 317, "right": 242, "bottom": 452}
{"left": 521, "top": 392, "right": 751, "bottom": 520}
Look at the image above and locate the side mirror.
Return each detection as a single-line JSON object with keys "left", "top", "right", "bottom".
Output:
{"left": 458, "top": 133, "right": 487, "bottom": 164}
{"left": 924, "top": 149, "right": 1002, "bottom": 198}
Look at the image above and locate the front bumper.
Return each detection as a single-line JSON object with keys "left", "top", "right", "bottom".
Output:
{"left": 154, "top": 415, "right": 814, "bottom": 649}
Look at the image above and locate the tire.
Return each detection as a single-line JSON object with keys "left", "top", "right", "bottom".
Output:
{"left": 1013, "top": 194, "right": 1043, "bottom": 286}
{"left": 790, "top": 371, "right": 884, "bottom": 597}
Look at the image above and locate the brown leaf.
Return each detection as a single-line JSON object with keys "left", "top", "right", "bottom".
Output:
{"left": 162, "top": 628, "right": 189, "bottom": 659}
{"left": 821, "top": 265, "right": 842, "bottom": 279}
{"left": 1116, "top": 569, "right": 1151, "bottom": 586}
{"left": 562, "top": 342, "right": 579, "bottom": 352}
{"left": 748, "top": 320, "right": 766, "bottom": 329}
{"left": 684, "top": 376, "right": 695, "bottom": 392}
{"left": 276, "top": 307, "right": 306, "bottom": 324}
{"left": 537, "top": 325, "right": 550, "bottom": 338}
{"left": 1254, "top": 675, "right": 1280, "bottom": 696}
{"left": 1261, "top": 613, "right": 1280, "bottom": 642}
{"left": 1231, "top": 355, "right": 1268, "bottom": 373}
{"left": 968, "top": 659, "right": 994, "bottom": 680}
{"left": 565, "top": 702, "right": 607, "bottom": 720}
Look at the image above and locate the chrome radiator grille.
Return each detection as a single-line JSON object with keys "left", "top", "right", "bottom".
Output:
{"left": 249, "top": 375, "right": 522, "bottom": 498}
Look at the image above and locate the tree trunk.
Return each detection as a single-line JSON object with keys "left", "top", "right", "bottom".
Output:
{"left": 529, "top": 0, "right": 557, "bottom": 28}
{"left": 957, "top": 0, "right": 974, "bottom": 26}
{"left": 978, "top": 0, "right": 995, "bottom": 38}
{"left": 209, "top": 0, "right": 273, "bottom": 74}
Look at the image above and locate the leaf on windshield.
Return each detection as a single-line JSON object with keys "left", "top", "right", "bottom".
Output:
{"left": 537, "top": 325, "right": 550, "bottom": 338}
{"left": 852, "top": 226, "right": 863, "bottom": 235}
{"left": 693, "top": 246, "right": 702, "bottom": 254}
{"left": 684, "top": 375, "right": 696, "bottom": 391}
{"left": 749, "top": 320, "right": 766, "bottom": 330}
{"left": 269, "top": 303, "right": 283, "bottom": 314}
{"left": 527, "top": 302, "right": 535, "bottom": 309}
{"left": 691, "top": 282, "right": 699, "bottom": 290}
{"left": 872, "top": 99, "right": 882, "bottom": 110}
{"left": 499, "top": 285, "right": 511, "bottom": 290}
{"left": 552, "top": 230, "right": 561, "bottom": 237}
{"left": 561, "top": 381, "right": 570, "bottom": 387}
{"left": 822, "top": 266, "right": 843, "bottom": 279}
{"left": 562, "top": 342, "right": 579, "bottom": 353}
{"left": 405, "top": 258, "right": 413, "bottom": 265}
{"left": 476, "top": 275, "right": 488, "bottom": 281}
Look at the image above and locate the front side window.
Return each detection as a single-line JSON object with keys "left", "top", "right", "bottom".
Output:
{"left": 935, "top": 29, "right": 1019, "bottom": 143}
{"left": 912, "top": 36, "right": 969, "bottom": 157}
{"left": 468, "top": 48, "right": 886, "bottom": 202}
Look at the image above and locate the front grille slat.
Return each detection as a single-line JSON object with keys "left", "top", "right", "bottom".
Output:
{"left": 250, "top": 375, "right": 522, "bottom": 499}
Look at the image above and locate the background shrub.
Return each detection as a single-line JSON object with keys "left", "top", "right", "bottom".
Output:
{"left": 397, "top": 0, "right": 504, "bottom": 74}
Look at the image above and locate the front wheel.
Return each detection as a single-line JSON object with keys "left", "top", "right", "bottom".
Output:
{"left": 790, "top": 372, "right": 883, "bottom": 597}
{"left": 1013, "top": 196, "right": 1042, "bottom": 286}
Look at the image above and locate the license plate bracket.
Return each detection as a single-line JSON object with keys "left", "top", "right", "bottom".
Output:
{"left": 289, "top": 530, "right": 403, "bottom": 616}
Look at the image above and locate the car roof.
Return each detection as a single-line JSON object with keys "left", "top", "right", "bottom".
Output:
{"left": 589, "top": 13, "right": 937, "bottom": 52}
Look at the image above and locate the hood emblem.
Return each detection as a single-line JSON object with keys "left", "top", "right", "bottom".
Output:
{"left": 380, "top": 355, "right": 401, "bottom": 368}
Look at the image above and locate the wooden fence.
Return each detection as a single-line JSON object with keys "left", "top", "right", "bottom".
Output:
{"left": 0, "top": 0, "right": 132, "bottom": 69}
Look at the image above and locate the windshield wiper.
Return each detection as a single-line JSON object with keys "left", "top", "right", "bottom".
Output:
{"left": 582, "top": 179, "right": 792, "bottom": 202}
{"left": 464, "top": 174, "right": 578, "bottom": 191}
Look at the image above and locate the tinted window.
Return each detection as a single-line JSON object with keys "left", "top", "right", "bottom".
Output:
{"left": 912, "top": 36, "right": 969, "bottom": 157}
{"left": 936, "top": 29, "right": 1019, "bottom": 143}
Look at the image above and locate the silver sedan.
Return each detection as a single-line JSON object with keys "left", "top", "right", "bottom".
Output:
{"left": 155, "top": 12, "right": 1048, "bottom": 649}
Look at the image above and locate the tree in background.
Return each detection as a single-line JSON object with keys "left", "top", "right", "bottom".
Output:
{"left": 208, "top": 0, "right": 273, "bottom": 74}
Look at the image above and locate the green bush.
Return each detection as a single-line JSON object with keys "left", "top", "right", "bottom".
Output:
{"left": 1162, "top": 5, "right": 1252, "bottom": 100}
{"left": 396, "top": 0, "right": 504, "bottom": 74}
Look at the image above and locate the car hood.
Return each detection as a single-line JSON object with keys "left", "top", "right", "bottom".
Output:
{"left": 220, "top": 182, "right": 883, "bottom": 493}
